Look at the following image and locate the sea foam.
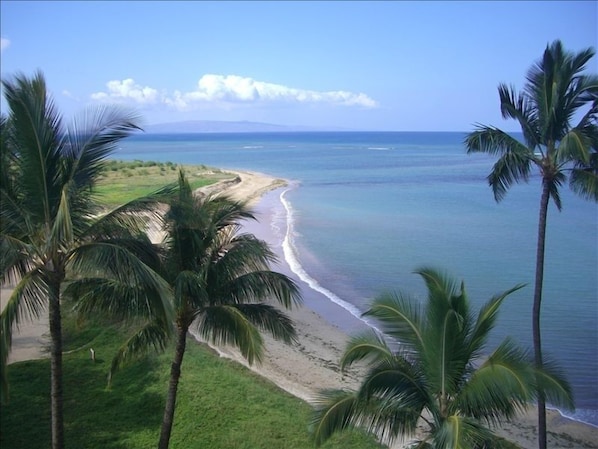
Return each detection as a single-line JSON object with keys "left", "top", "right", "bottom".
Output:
{"left": 279, "top": 187, "right": 383, "bottom": 334}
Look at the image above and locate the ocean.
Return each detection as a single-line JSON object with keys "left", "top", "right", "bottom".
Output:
{"left": 116, "top": 131, "right": 598, "bottom": 426}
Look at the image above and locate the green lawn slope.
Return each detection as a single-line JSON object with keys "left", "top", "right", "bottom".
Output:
{"left": 0, "top": 313, "right": 385, "bottom": 449}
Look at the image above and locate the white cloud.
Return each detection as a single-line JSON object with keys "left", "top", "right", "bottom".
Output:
{"left": 165, "top": 74, "right": 378, "bottom": 109}
{"left": 91, "top": 75, "right": 378, "bottom": 111}
{"left": 1, "top": 37, "right": 10, "bottom": 53}
{"left": 62, "top": 90, "right": 80, "bottom": 101}
{"left": 91, "top": 78, "right": 160, "bottom": 104}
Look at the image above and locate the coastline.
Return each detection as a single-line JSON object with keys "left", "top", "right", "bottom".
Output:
{"left": 201, "top": 171, "right": 598, "bottom": 449}
{"left": 3, "top": 169, "right": 597, "bottom": 449}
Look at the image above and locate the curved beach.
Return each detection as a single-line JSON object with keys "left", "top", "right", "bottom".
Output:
{"left": 3, "top": 169, "right": 597, "bottom": 449}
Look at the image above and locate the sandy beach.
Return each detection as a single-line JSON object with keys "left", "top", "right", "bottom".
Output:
{"left": 3, "top": 169, "right": 597, "bottom": 449}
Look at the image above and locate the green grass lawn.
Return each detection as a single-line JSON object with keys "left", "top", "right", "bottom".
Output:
{"left": 0, "top": 313, "right": 386, "bottom": 449}
{"left": 95, "top": 160, "right": 235, "bottom": 206}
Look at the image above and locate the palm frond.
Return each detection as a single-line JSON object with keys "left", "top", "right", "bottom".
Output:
{"left": 565, "top": 76, "right": 598, "bottom": 127}
{"left": 488, "top": 150, "right": 534, "bottom": 202}
{"left": 0, "top": 114, "right": 10, "bottom": 168}
{"left": 557, "top": 128, "right": 593, "bottom": 165}
{"left": 64, "top": 105, "right": 142, "bottom": 190}
{"left": 0, "top": 234, "right": 38, "bottom": 286}
{"left": 0, "top": 187, "right": 31, "bottom": 241}
{"left": 498, "top": 83, "right": 539, "bottom": 148}
{"left": 340, "top": 330, "right": 394, "bottom": 370}
{"left": 207, "top": 194, "right": 256, "bottom": 228}
{"left": 202, "top": 233, "right": 275, "bottom": 284}
{"left": 525, "top": 41, "right": 560, "bottom": 139}
{"left": 576, "top": 96, "right": 598, "bottom": 130}
{"left": 415, "top": 266, "right": 461, "bottom": 301}
{"left": 49, "top": 185, "right": 75, "bottom": 251}
{"left": 535, "top": 355, "right": 575, "bottom": 410}
{"left": 311, "top": 389, "right": 363, "bottom": 447}
{"left": 467, "top": 283, "right": 525, "bottom": 360}
{"left": 433, "top": 415, "right": 494, "bottom": 449}
{"left": 360, "top": 400, "right": 423, "bottom": 448}
{"left": 464, "top": 126, "right": 536, "bottom": 202}
{"left": 173, "top": 270, "right": 207, "bottom": 311}
{"left": 312, "top": 388, "right": 422, "bottom": 447}
{"left": 363, "top": 291, "right": 424, "bottom": 352}
{"left": 415, "top": 266, "right": 469, "bottom": 326}
{"left": 526, "top": 41, "right": 597, "bottom": 143}
{"left": 108, "top": 318, "right": 172, "bottom": 385}
{"left": 196, "top": 304, "right": 264, "bottom": 365}
{"left": 2, "top": 71, "right": 64, "bottom": 225}
{"left": 0, "top": 116, "right": 21, "bottom": 220}
{"left": 464, "top": 125, "right": 532, "bottom": 157}
{"left": 547, "top": 172, "right": 565, "bottom": 211}
{"left": 414, "top": 268, "right": 474, "bottom": 396}
{"left": 232, "top": 303, "right": 297, "bottom": 344}
{"left": 358, "top": 357, "right": 429, "bottom": 412}
{"left": 455, "top": 338, "right": 534, "bottom": 424}
{"left": 567, "top": 124, "right": 598, "bottom": 202}
{"left": 0, "top": 271, "right": 48, "bottom": 403}
{"left": 67, "top": 242, "right": 173, "bottom": 323}
{"left": 66, "top": 277, "right": 170, "bottom": 323}
{"left": 560, "top": 55, "right": 597, "bottom": 132}
{"left": 70, "top": 240, "right": 166, "bottom": 289}
{"left": 213, "top": 270, "right": 301, "bottom": 309}
{"left": 569, "top": 166, "right": 598, "bottom": 201}
{"left": 1, "top": 270, "right": 48, "bottom": 330}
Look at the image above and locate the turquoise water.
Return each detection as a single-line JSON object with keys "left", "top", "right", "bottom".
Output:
{"left": 117, "top": 132, "right": 597, "bottom": 425}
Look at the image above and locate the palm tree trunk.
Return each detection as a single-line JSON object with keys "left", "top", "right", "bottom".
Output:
{"left": 48, "top": 279, "right": 64, "bottom": 449}
{"left": 158, "top": 325, "right": 188, "bottom": 449}
{"left": 534, "top": 180, "right": 550, "bottom": 449}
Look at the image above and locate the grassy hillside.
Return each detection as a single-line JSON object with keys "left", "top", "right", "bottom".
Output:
{"left": 0, "top": 313, "right": 385, "bottom": 449}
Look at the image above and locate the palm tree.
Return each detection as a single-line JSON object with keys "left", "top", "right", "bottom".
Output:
{"left": 464, "top": 40, "right": 597, "bottom": 449}
{"left": 311, "top": 267, "right": 573, "bottom": 449}
{"left": 108, "top": 171, "right": 302, "bottom": 449}
{"left": 0, "top": 72, "right": 173, "bottom": 449}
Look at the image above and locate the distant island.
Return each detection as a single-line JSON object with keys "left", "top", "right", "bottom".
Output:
{"left": 143, "top": 120, "right": 350, "bottom": 134}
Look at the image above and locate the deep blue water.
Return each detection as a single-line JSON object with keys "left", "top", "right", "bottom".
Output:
{"left": 117, "top": 132, "right": 598, "bottom": 426}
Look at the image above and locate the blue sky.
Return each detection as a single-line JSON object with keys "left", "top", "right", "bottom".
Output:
{"left": 1, "top": 1, "right": 596, "bottom": 131}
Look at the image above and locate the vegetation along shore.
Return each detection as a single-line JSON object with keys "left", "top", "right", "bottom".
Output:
{"left": 2, "top": 159, "right": 597, "bottom": 448}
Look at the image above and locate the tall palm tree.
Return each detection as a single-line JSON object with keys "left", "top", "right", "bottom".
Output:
{"left": 464, "top": 40, "right": 597, "bottom": 449}
{"left": 311, "top": 267, "right": 573, "bottom": 449}
{"left": 0, "top": 72, "right": 173, "bottom": 449}
{"left": 107, "top": 171, "right": 302, "bottom": 449}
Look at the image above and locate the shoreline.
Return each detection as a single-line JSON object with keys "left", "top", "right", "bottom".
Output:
{"left": 201, "top": 172, "right": 598, "bottom": 448}
{"left": 3, "top": 169, "right": 597, "bottom": 448}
